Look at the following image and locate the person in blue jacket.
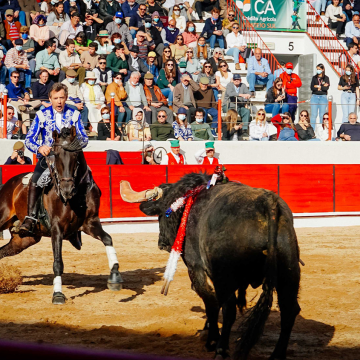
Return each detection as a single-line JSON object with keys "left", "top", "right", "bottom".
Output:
{"left": 122, "top": 0, "right": 139, "bottom": 19}
{"left": 200, "top": 7, "right": 224, "bottom": 53}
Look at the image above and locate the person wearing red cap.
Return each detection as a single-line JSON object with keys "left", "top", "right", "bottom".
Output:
{"left": 280, "top": 62, "right": 302, "bottom": 120}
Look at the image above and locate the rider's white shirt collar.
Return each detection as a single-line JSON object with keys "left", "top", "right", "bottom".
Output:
{"left": 54, "top": 109, "right": 64, "bottom": 130}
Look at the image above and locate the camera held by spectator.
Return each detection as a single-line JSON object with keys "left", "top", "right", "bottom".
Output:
{"left": 4, "top": 141, "right": 32, "bottom": 165}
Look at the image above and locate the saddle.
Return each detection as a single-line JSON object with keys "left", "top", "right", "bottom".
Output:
{"left": 17, "top": 172, "right": 93, "bottom": 251}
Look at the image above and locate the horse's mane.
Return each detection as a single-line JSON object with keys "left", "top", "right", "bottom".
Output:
{"left": 56, "top": 127, "right": 83, "bottom": 152}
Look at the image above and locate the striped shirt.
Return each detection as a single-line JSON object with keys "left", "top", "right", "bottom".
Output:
{"left": 134, "top": 40, "right": 154, "bottom": 61}
{"left": 4, "top": 48, "right": 29, "bottom": 69}
{"left": 8, "top": 22, "right": 20, "bottom": 40}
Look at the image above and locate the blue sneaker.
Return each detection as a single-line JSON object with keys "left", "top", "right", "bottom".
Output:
{"left": 211, "top": 129, "right": 218, "bottom": 138}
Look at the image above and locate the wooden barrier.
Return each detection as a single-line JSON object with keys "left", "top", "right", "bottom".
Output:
{"left": 1, "top": 163, "right": 360, "bottom": 217}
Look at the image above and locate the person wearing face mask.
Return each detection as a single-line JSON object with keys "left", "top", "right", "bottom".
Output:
{"left": 138, "top": 15, "right": 164, "bottom": 56}
{"left": 5, "top": 39, "right": 32, "bottom": 90}
{"left": 310, "top": 63, "right": 330, "bottom": 128}
{"left": 168, "top": 2, "right": 189, "bottom": 21}
{"left": 80, "top": 71, "right": 106, "bottom": 133}
{"left": 59, "top": 39, "right": 86, "bottom": 85}
{"left": 98, "top": 0, "right": 122, "bottom": 27}
{"left": 338, "top": 64, "right": 360, "bottom": 123}
{"left": 182, "top": 22, "right": 199, "bottom": 48}
{"left": 195, "top": 141, "right": 221, "bottom": 165}
{"left": 279, "top": 62, "right": 302, "bottom": 121}
{"left": 30, "top": 15, "right": 50, "bottom": 52}
{"left": 106, "top": 12, "right": 133, "bottom": 46}
{"left": 169, "top": 5, "right": 186, "bottom": 32}
{"left": 190, "top": 108, "right": 214, "bottom": 141}
{"left": 18, "top": 0, "right": 40, "bottom": 28}
{"left": 172, "top": 108, "right": 193, "bottom": 141}
{"left": 151, "top": 12, "right": 163, "bottom": 31}
{"left": 178, "top": 60, "right": 193, "bottom": 79}
{"left": 105, "top": 72, "right": 132, "bottom": 124}
{"left": 61, "top": 69, "right": 88, "bottom": 128}
{"left": 161, "top": 18, "right": 180, "bottom": 46}
{"left": 195, "top": 36, "right": 207, "bottom": 61}
{"left": 122, "top": 0, "right": 139, "bottom": 19}
{"left": 18, "top": 26, "right": 35, "bottom": 74}
{"left": 200, "top": 7, "right": 224, "bottom": 52}
{"left": 194, "top": 0, "right": 220, "bottom": 22}
{"left": 98, "top": 105, "right": 122, "bottom": 140}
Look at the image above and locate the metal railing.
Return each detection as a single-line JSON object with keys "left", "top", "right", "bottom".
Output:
{"left": 226, "top": 0, "right": 281, "bottom": 74}
{"left": 306, "top": 1, "right": 358, "bottom": 76}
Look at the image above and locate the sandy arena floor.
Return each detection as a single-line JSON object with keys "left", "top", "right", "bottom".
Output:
{"left": 0, "top": 227, "right": 360, "bottom": 359}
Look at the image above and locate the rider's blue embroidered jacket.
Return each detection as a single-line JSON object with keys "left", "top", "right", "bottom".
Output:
{"left": 25, "top": 105, "right": 88, "bottom": 158}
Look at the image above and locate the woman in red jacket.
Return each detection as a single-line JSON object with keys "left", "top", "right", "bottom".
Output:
{"left": 280, "top": 62, "right": 302, "bottom": 120}
{"left": 271, "top": 112, "right": 299, "bottom": 141}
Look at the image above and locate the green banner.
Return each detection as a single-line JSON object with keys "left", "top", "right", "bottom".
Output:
{"left": 235, "top": 0, "right": 307, "bottom": 32}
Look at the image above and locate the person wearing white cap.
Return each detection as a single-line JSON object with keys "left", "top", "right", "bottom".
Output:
{"left": 80, "top": 70, "right": 106, "bottom": 133}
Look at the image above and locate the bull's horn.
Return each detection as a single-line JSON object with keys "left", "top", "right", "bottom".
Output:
{"left": 120, "top": 180, "right": 163, "bottom": 203}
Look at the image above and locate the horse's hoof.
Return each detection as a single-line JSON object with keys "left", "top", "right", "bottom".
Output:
{"left": 199, "top": 329, "right": 209, "bottom": 342}
{"left": 52, "top": 292, "right": 66, "bottom": 305}
{"left": 107, "top": 281, "right": 123, "bottom": 291}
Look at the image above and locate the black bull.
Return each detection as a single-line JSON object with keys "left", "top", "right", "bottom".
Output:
{"left": 121, "top": 173, "right": 301, "bottom": 360}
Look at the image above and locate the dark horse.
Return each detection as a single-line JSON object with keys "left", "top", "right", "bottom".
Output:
{"left": 0, "top": 126, "right": 123, "bottom": 304}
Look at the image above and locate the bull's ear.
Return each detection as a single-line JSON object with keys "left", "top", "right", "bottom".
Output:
{"left": 140, "top": 201, "right": 162, "bottom": 216}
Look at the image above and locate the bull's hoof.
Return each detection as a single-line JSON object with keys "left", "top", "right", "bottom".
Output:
{"left": 52, "top": 292, "right": 66, "bottom": 305}
{"left": 215, "top": 348, "right": 231, "bottom": 360}
{"left": 199, "top": 329, "right": 209, "bottom": 342}
{"left": 107, "top": 270, "right": 123, "bottom": 292}
{"left": 205, "top": 341, "right": 217, "bottom": 352}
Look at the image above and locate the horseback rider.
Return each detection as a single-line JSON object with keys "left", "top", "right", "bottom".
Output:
{"left": 19, "top": 82, "right": 89, "bottom": 236}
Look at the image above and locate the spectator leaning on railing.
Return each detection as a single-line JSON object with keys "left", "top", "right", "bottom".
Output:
{"left": 223, "top": 73, "right": 251, "bottom": 136}
{"left": 190, "top": 107, "right": 214, "bottom": 141}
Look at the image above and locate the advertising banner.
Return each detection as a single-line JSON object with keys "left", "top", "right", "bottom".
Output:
{"left": 235, "top": 0, "right": 307, "bottom": 32}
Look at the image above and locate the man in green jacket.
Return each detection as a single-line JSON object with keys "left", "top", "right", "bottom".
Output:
{"left": 190, "top": 108, "right": 215, "bottom": 141}
{"left": 106, "top": 44, "right": 129, "bottom": 79}
{"left": 150, "top": 110, "right": 175, "bottom": 141}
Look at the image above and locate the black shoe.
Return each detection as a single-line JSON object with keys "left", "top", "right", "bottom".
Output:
{"left": 19, "top": 182, "right": 42, "bottom": 236}
{"left": 250, "top": 91, "right": 256, "bottom": 98}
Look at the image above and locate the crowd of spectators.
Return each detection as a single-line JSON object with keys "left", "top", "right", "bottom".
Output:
{"left": 0, "top": 0, "right": 358, "bottom": 145}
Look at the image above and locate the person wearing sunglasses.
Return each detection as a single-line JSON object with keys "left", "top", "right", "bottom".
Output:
{"left": 209, "top": 47, "right": 223, "bottom": 73}
{"left": 200, "top": 7, "right": 224, "bottom": 54}
{"left": 222, "top": 11, "right": 236, "bottom": 37}
{"left": 169, "top": 5, "right": 186, "bottom": 32}
{"left": 264, "top": 77, "right": 289, "bottom": 117}
{"left": 271, "top": 112, "right": 298, "bottom": 141}
{"left": 156, "top": 59, "right": 178, "bottom": 109}
{"left": 215, "top": 60, "right": 232, "bottom": 92}
{"left": 129, "top": 4, "right": 147, "bottom": 39}
{"left": 249, "top": 109, "right": 270, "bottom": 141}
{"left": 94, "top": 54, "right": 113, "bottom": 90}
{"left": 3, "top": 9, "right": 22, "bottom": 49}
{"left": 225, "top": 21, "right": 250, "bottom": 71}
{"left": 295, "top": 110, "right": 320, "bottom": 141}
{"left": 170, "top": 34, "right": 187, "bottom": 63}
{"left": 181, "top": 48, "right": 201, "bottom": 81}
{"left": 158, "top": 45, "right": 176, "bottom": 69}
{"left": 105, "top": 72, "right": 132, "bottom": 125}
{"left": 97, "top": 105, "right": 122, "bottom": 140}
{"left": 315, "top": 113, "right": 334, "bottom": 141}
{"left": 150, "top": 110, "right": 175, "bottom": 141}
{"left": 199, "top": 60, "right": 218, "bottom": 100}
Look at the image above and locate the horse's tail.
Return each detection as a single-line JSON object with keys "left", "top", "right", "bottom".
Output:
{"left": 234, "top": 192, "right": 278, "bottom": 360}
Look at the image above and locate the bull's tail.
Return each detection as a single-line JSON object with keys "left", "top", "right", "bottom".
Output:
{"left": 234, "top": 192, "right": 278, "bottom": 360}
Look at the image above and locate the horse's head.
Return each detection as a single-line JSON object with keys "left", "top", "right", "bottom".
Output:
{"left": 52, "top": 126, "right": 82, "bottom": 201}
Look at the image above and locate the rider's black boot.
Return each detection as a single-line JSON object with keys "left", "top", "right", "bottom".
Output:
{"left": 19, "top": 182, "right": 42, "bottom": 236}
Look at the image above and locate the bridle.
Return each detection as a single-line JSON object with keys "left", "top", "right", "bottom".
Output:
{"left": 47, "top": 143, "right": 83, "bottom": 202}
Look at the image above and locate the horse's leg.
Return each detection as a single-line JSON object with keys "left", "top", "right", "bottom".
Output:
{"left": 0, "top": 233, "right": 40, "bottom": 260}
{"left": 51, "top": 224, "right": 66, "bottom": 305}
{"left": 81, "top": 217, "right": 123, "bottom": 291}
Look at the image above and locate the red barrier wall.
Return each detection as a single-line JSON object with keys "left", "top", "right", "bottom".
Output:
{"left": 1, "top": 163, "right": 359, "bottom": 217}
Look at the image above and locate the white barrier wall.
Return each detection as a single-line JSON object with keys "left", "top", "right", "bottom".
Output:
{"left": 1, "top": 139, "right": 360, "bottom": 165}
